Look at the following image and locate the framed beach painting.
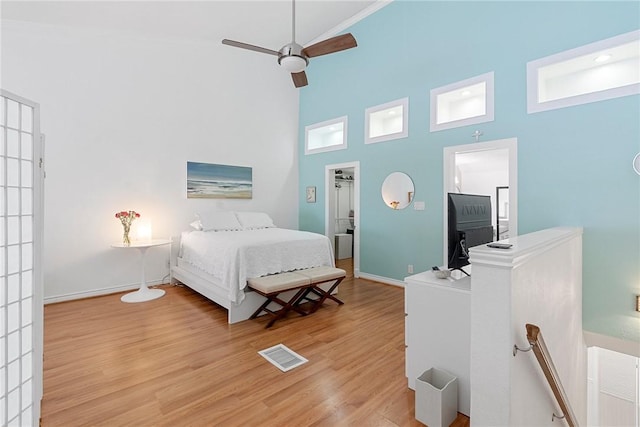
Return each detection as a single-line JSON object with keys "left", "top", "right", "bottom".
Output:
{"left": 187, "top": 161, "right": 252, "bottom": 199}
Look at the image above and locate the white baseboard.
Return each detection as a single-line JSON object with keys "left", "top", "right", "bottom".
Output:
{"left": 358, "top": 272, "right": 405, "bottom": 288}
{"left": 44, "top": 278, "right": 167, "bottom": 304}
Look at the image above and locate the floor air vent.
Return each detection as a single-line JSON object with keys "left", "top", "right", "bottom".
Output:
{"left": 258, "top": 344, "right": 308, "bottom": 372}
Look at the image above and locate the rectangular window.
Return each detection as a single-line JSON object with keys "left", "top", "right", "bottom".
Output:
{"left": 365, "top": 97, "right": 409, "bottom": 144}
{"left": 305, "top": 116, "right": 348, "bottom": 155}
{"left": 430, "top": 72, "right": 494, "bottom": 132}
{"left": 527, "top": 30, "right": 640, "bottom": 114}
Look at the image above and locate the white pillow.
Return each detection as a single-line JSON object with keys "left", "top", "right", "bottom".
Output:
{"left": 199, "top": 211, "right": 243, "bottom": 231}
{"left": 189, "top": 214, "right": 203, "bottom": 231}
{"left": 235, "top": 212, "right": 275, "bottom": 229}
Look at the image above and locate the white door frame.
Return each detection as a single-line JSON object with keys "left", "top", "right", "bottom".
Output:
{"left": 325, "top": 161, "right": 360, "bottom": 277}
{"left": 443, "top": 138, "right": 518, "bottom": 267}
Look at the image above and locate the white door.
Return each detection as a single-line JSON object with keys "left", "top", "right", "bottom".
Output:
{"left": 1, "top": 90, "right": 44, "bottom": 426}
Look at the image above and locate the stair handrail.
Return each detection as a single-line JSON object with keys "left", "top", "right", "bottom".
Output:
{"left": 522, "top": 323, "right": 579, "bottom": 427}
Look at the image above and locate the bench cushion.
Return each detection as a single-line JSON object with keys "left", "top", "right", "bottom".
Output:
{"left": 247, "top": 272, "right": 310, "bottom": 294}
{"left": 296, "top": 266, "right": 346, "bottom": 282}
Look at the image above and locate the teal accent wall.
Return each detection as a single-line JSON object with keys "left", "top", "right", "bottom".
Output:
{"left": 298, "top": 1, "right": 640, "bottom": 342}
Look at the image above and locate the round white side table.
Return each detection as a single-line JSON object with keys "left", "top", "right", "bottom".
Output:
{"left": 111, "top": 238, "right": 172, "bottom": 303}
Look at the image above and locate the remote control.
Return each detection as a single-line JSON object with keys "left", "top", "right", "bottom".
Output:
{"left": 487, "top": 243, "right": 512, "bottom": 249}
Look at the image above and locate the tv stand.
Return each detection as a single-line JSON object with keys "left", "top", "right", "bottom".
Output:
{"left": 404, "top": 269, "right": 471, "bottom": 415}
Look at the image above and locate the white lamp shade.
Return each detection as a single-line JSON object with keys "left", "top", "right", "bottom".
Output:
{"left": 280, "top": 56, "right": 307, "bottom": 73}
{"left": 136, "top": 221, "right": 152, "bottom": 242}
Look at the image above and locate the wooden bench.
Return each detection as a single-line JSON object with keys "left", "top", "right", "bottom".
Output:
{"left": 248, "top": 266, "right": 346, "bottom": 328}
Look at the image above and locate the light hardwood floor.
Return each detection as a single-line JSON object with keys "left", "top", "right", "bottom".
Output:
{"left": 42, "top": 259, "right": 470, "bottom": 426}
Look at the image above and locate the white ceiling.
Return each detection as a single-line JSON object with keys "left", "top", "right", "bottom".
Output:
{"left": 1, "top": 0, "right": 384, "bottom": 49}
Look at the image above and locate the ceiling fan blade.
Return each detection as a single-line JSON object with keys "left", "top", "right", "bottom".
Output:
{"left": 222, "top": 39, "right": 280, "bottom": 56}
{"left": 292, "top": 71, "right": 308, "bottom": 88}
{"left": 302, "top": 33, "right": 357, "bottom": 58}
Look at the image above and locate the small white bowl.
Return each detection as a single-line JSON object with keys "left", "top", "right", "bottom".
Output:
{"left": 434, "top": 269, "right": 451, "bottom": 279}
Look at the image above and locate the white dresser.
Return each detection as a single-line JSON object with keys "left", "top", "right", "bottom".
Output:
{"left": 404, "top": 270, "right": 471, "bottom": 416}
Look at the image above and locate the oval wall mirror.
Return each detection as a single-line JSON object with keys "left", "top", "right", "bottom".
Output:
{"left": 633, "top": 152, "right": 640, "bottom": 176}
{"left": 381, "top": 172, "right": 415, "bottom": 209}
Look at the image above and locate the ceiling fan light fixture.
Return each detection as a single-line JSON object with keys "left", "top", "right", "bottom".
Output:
{"left": 221, "top": 0, "right": 357, "bottom": 87}
{"left": 279, "top": 55, "right": 308, "bottom": 73}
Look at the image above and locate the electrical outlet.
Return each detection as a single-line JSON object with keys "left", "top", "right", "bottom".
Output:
{"left": 408, "top": 264, "right": 414, "bottom": 274}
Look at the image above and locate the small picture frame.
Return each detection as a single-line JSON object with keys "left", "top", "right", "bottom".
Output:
{"left": 306, "top": 186, "right": 316, "bottom": 203}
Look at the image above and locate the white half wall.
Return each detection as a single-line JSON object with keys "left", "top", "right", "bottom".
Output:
{"left": 1, "top": 20, "right": 300, "bottom": 301}
{"left": 469, "top": 227, "right": 587, "bottom": 426}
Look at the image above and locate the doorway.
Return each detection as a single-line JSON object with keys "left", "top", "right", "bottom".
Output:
{"left": 325, "top": 161, "right": 360, "bottom": 277}
{"left": 442, "top": 138, "right": 518, "bottom": 267}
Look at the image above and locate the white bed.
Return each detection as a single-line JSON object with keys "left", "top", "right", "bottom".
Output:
{"left": 172, "top": 222, "right": 335, "bottom": 324}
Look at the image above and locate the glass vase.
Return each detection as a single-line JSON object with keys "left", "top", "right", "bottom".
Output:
{"left": 123, "top": 224, "right": 131, "bottom": 246}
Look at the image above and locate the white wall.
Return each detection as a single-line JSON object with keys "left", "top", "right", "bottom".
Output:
{"left": 1, "top": 20, "right": 300, "bottom": 301}
{"left": 456, "top": 149, "right": 509, "bottom": 235}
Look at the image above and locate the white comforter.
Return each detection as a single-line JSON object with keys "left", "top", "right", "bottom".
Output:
{"left": 179, "top": 228, "right": 335, "bottom": 304}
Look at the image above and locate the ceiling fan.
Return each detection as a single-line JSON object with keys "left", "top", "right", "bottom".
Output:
{"left": 222, "top": 0, "right": 357, "bottom": 88}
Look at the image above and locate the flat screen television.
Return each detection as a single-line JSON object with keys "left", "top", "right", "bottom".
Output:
{"left": 447, "top": 192, "right": 494, "bottom": 274}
